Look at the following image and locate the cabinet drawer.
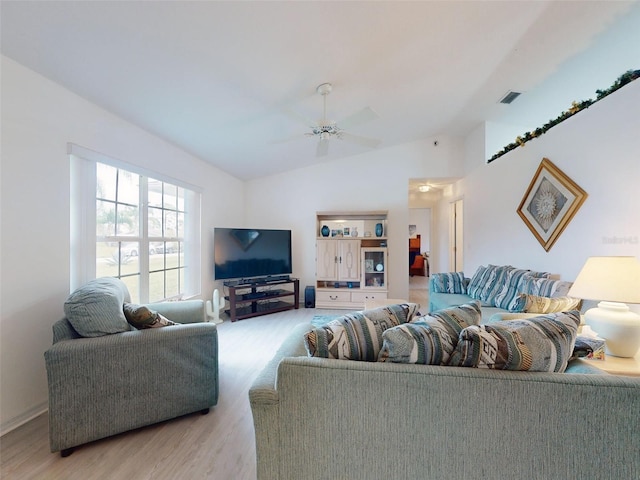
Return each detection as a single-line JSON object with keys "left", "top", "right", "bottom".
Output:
{"left": 350, "top": 291, "right": 387, "bottom": 303}
{"left": 316, "top": 290, "right": 352, "bottom": 303}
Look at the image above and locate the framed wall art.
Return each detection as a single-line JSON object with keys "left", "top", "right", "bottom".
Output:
{"left": 517, "top": 158, "right": 588, "bottom": 251}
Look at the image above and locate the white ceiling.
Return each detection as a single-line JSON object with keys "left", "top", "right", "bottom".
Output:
{"left": 2, "top": 1, "right": 639, "bottom": 181}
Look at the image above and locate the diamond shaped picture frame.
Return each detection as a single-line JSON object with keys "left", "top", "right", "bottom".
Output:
{"left": 517, "top": 158, "right": 588, "bottom": 251}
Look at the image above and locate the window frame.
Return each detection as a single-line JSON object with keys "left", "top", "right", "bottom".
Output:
{"left": 69, "top": 143, "right": 201, "bottom": 302}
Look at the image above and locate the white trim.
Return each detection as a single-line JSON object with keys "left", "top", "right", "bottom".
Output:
{"left": 69, "top": 143, "right": 202, "bottom": 301}
{"left": 139, "top": 176, "right": 150, "bottom": 302}
{"left": 70, "top": 155, "right": 96, "bottom": 290}
{"left": 67, "top": 143, "right": 202, "bottom": 193}
{"left": 0, "top": 403, "right": 48, "bottom": 437}
{"left": 185, "top": 189, "right": 202, "bottom": 296}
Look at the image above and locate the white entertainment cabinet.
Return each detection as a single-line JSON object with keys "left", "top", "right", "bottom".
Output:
{"left": 315, "top": 211, "right": 388, "bottom": 309}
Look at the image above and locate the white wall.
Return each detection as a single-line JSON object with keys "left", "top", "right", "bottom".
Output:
{"left": 243, "top": 136, "right": 464, "bottom": 301}
{"left": 435, "top": 79, "right": 640, "bottom": 283}
{"left": 0, "top": 56, "right": 245, "bottom": 433}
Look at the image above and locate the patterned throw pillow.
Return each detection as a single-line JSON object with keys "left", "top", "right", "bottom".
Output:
{"left": 430, "top": 272, "right": 467, "bottom": 294}
{"left": 379, "top": 302, "right": 481, "bottom": 365}
{"left": 492, "top": 269, "right": 551, "bottom": 310}
{"left": 448, "top": 311, "right": 580, "bottom": 372}
{"left": 466, "top": 265, "right": 490, "bottom": 300}
{"left": 304, "top": 303, "right": 420, "bottom": 361}
{"left": 509, "top": 294, "right": 581, "bottom": 314}
{"left": 467, "top": 265, "right": 513, "bottom": 306}
{"left": 519, "top": 276, "right": 573, "bottom": 297}
{"left": 123, "top": 303, "right": 179, "bottom": 329}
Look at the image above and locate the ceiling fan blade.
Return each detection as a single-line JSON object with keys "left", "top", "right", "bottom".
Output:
{"left": 338, "top": 106, "right": 379, "bottom": 130}
{"left": 316, "top": 138, "right": 329, "bottom": 157}
{"left": 281, "top": 107, "right": 316, "bottom": 128}
{"left": 270, "top": 133, "right": 308, "bottom": 144}
{"left": 340, "top": 132, "right": 381, "bottom": 149}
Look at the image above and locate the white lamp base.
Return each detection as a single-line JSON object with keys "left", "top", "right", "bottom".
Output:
{"left": 584, "top": 301, "right": 640, "bottom": 358}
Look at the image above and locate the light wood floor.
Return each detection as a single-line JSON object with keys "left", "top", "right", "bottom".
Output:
{"left": 0, "top": 307, "right": 346, "bottom": 480}
{"left": 409, "top": 274, "right": 429, "bottom": 308}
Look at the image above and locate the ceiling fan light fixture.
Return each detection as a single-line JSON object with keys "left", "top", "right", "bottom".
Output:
{"left": 281, "top": 82, "right": 380, "bottom": 157}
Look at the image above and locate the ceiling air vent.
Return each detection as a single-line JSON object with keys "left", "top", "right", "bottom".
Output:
{"left": 500, "top": 91, "right": 521, "bottom": 104}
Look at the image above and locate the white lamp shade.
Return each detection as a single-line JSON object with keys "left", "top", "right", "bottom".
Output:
{"left": 568, "top": 256, "right": 640, "bottom": 304}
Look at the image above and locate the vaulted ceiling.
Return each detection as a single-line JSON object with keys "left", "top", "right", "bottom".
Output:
{"left": 2, "top": 1, "right": 639, "bottom": 180}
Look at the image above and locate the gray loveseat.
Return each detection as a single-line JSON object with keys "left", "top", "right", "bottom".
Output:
{"left": 249, "top": 322, "right": 640, "bottom": 480}
{"left": 45, "top": 278, "right": 219, "bottom": 456}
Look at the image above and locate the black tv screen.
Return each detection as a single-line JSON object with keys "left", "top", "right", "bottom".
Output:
{"left": 213, "top": 228, "right": 292, "bottom": 281}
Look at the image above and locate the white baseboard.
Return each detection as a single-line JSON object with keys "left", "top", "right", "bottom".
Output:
{"left": 0, "top": 403, "right": 48, "bottom": 437}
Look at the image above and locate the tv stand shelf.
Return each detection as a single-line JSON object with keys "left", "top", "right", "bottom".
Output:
{"left": 225, "top": 278, "right": 299, "bottom": 322}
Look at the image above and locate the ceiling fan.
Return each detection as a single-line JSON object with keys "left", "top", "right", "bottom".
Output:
{"left": 282, "top": 83, "right": 381, "bottom": 157}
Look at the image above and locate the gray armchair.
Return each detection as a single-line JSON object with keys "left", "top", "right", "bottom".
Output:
{"left": 44, "top": 278, "right": 219, "bottom": 456}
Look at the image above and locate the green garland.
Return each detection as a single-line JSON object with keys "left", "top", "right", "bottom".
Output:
{"left": 487, "top": 69, "right": 640, "bottom": 163}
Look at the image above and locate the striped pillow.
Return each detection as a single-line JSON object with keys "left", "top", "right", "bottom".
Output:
{"left": 492, "top": 269, "right": 533, "bottom": 310}
{"left": 493, "top": 269, "right": 550, "bottom": 310}
{"left": 468, "top": 265, "right": 512, "bottom": 306}
{"left": 449, "top": 311, "right": 580, "bottom": 372}
{"left": 508, "top": 277, "right": 574, "bottom": 311}
{"left": 304, "top": 303, "right": 420, "bottom": 361}
{"left": 510, "top": 294, "right": 581, "bottom": 314}
{"left": 524, "top": 276, "right": 573, "bottom": 296}
{"left": 379, "top": 302, "right": 481, "bottom": 365}
{"left": 466, "top": 265, "right": 490, "bottom": 300}
{"left": 430, "top": 272, "right": 467, "bottom": 294}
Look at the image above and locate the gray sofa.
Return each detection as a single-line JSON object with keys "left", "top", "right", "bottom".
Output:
{"left": 249, "top": 322, "right": 640, "bottom": 480}
{"left": 45, "top": 282, "right": 218, "bottom": 456}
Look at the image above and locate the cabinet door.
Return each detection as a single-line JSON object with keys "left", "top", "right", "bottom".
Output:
{"left": 338, "top": 240, "right": 361, "bottom": 281}
{"left": 362, "top": 248, "right": 387, "bottom": 289}
{"left": 316, "top": 239, "right": 338, "bottom": 280}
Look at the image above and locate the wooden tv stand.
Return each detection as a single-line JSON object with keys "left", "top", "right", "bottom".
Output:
{"left": 225, "top": 278, "right": 299, "bottom": 322}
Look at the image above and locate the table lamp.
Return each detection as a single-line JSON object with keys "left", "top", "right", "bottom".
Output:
{"left": 568, "top": 256, "right": 640, "bottom": 357}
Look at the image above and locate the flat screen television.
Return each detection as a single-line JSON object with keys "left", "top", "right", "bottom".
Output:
{"left": 213, "top": 227, "right": 292, "bottom": 281}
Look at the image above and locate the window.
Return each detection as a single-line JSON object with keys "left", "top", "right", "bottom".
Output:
{"left": 70, "top": 145, "right": 201, "bottom": 303}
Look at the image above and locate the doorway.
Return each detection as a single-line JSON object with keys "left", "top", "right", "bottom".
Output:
{"left": 408, "top": 208, "right": 431, "bottom": 307}
{"left": 408, "top": 177, "right": 460, "bottom": 308}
